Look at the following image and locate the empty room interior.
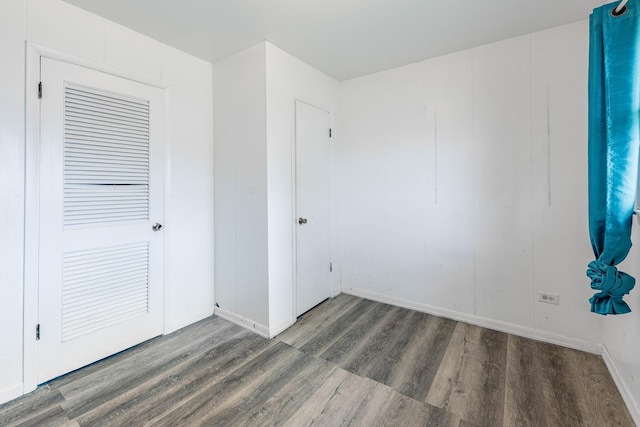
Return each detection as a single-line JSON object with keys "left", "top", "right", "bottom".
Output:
{"left": 3, "top": 0, "right": 640, "bottom": 425}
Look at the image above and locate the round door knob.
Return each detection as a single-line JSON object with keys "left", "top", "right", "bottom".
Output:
{"left": 152, "top": 223, "right": 164, "bottom": 231}
{"left": 298, "top": 218, "right": 308, "bottom": 225}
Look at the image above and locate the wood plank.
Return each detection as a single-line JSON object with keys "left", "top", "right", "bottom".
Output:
{"left": 534, "top": 341, "right": 585, "bottom": 427}
{"left": 61, "top": 321, "right": 243, "bottom": 418}
{"left": 387, "top": 314, "right": 456, "bottom": 401}
{"left": 318, "top": 302, "right": 395, "bottom": 364}
{"left": 297, "top": 298, "right": 378, "bottom": 355}
{"left": 75, "top": 331, "right": 271, "bottom": 426}
{"left": 281, "top": 368, "right": 375, "bottom": 426}
{"left": 241, "top": 358, "right": 340, "bottom": 426}
{"left": 277, "top": 293, "right": 360, "bottom": 346}
{"left": 425, "top": 322, "right": 507, "bottom": 426}
{"left": 147, "top": 342, "right": 305, "bottom": 426}
{"left": 0, "top": 386, "right": 65, "bottom": 427}
{"left": 569, "top": 349, "right": 635, "bottom": 427}
{"left": 14, "top": 405, "right": 75, "bottom": 427}
{"left": 56, "top": 317, "right": 238, "bottom": 399}
{"left": 349, "top": 383, "right": 459, "bottom": 427}
{"left": 341, "top": 304, "right": 412, "bottom": 374}
{"left": 199, "top": 347, "right": 316, "bottom": 426}
{"left": 358, "top": 309, "right": 424, "bottom": 384}
{"left": 0, "top": 295, "right": 634, "bottom": 426}
{"left": 503, "top": 334, "right": 547, "bottom": 426}
{"left": 48, "top": 315, "right": 226, "bottom": 390}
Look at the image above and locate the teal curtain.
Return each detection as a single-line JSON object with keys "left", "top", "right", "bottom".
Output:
{"left": 588, "top": 0, "right": 640, "bottom": 314}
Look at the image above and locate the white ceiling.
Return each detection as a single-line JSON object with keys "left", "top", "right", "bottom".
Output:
{"left": 63, "top": 0, "right": 607, "bottom": 81}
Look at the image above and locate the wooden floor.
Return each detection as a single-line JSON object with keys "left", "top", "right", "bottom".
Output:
{"left": 0, "top": 294, "right": 634, "bottom": 426}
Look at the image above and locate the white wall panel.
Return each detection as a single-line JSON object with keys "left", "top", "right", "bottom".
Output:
{"left": 339, "top": 74, "right": 388, "bottom": 296}
{"left": 0, "top": 0, "right": 26, "bottom": 403}
{"left": 105, "top": 22, "right": 162, "bottom": 82}
{"left": 424, "top": 51, "right": 475, "bottom": 314}
{"left": 472, "top": 35, "right": 534, "bottom": 327}
{"left": 27, "top": 0, "right": 105, "bottom": 63}
{"left": 212, "top": 55, "right": 238, "bottom": 316}
{"left": 378, "top": 64, "right": 427, "bottom": 302}
{"left": 338, "top": 22, "right": 602, "bottom": 351}
{"left": 265, "top": 42, "right": 339, "bottom": 333}
{"left": 213, "top": 43, "right": 269, "bottom": 329}
{"left": 605, "top": 238, "right": 640, "bottom": 419}
{"left": 162, "top": 46, "right": 215, "bottom": 332}
{"left": 531, "top": 21, "right": 601, "bottom": 343}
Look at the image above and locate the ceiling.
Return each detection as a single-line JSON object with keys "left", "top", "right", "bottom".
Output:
{"left": 63, "top": 0, "right": 608, "bottom": 81}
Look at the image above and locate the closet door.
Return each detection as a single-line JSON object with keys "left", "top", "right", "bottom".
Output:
{"left": 295, "top": 100, "right": 332, "bottom": 316}
{"left": 37, "top": 58, "right": 165, "bottom": 383}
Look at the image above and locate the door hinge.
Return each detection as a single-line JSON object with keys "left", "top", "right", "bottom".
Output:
{"left": 36, "top": 324, "right": 40, "bottom": 340}
{"left": 329, "top": 262, "right": 333, "bottom": 273}
{"left": 38, "top": 82, "right": 42, "bottom": 99}
{"left": 329, "top": 128, "right": 332, "bottom": 138}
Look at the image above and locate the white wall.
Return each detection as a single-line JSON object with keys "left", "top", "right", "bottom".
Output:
{"left": 213, "top": 43, "right": 270, "bottom": 334}
{"left": 337, "top": 20, "right": 602, "bottom": 351}
{"left": 0, "top": 0, "right": 214, "bottom": 404}
{"left": 162, "top": 46, "right": 215, "bottom": 333}
{"left": 0, "top": 0, "right": 27, "bottom": 405}
{"left": 604, "top": 227, "right": 640, "bottom": 420}
{"left": 213, "top": 42, "right": 339, "bottom": 337}
{"left": 265, "top": 42, "right": 340, "bottom": 335}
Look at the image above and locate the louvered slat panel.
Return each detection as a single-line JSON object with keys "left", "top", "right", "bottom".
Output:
{"left": 64, "top": 83, "right": 150, "bottom": 227}
{"left": 62, "top": 243, "right": 149, "bottom": 342}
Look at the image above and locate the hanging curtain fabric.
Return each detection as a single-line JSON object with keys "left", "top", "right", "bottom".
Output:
{"left": 587, "top": 0, "right": 640, "bottom": 315}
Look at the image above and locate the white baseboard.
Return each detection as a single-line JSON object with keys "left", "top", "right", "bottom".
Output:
{"left": 214, "top": 307, "right": 270, "bottom": 338}
{"left": 0, "top": 382, "right": 23, "bottom": 406}
{"left": 343, "top": 287, "right": 602, "bottom": 354}
{"left": 603, "top": 345, "right": 640, "bottom": 426}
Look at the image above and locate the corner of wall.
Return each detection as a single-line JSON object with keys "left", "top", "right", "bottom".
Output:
{"left": 603, "top": 344, "right": 640, "bottom": 426}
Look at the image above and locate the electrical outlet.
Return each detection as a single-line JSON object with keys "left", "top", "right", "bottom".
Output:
{"left": 538, "top": 292, "right": 559, "bottom": 305}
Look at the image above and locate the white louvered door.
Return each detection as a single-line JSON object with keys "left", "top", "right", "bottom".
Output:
{"left": 37, "top": 58, "right": 165, "bottom": 383}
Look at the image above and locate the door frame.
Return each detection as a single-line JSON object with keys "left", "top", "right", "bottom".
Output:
{"left": 291, "top": 98, "right": 335, "bottom": 318}
{"left": 23, "top": 43, "right": 169, "bottom": 394}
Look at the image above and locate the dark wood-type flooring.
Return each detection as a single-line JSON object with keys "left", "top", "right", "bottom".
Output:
{"left": 0, "top": 294, "right": 634, "bottom": 426}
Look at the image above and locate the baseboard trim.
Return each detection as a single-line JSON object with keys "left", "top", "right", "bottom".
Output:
{"left": 343, "top": 287, "right": 602, "bottom": 354}
{"left": 0, "top": 382, "right": 23, "bottom": 406}
{"left": 214, "top": 307, "right": 270, "bottom": 338}
{"left": 603, "top": 345, "right": 640, "bottom": 426}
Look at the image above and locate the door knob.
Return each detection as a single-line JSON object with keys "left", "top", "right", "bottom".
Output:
{"left": 298, "top": 218, "right": 308, "bottom": 225}
{"left": 152, "top": 223, "right": 164, "bottom": 231}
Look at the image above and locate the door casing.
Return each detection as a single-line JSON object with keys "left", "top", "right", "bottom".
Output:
{"left": 23, "top": 43, "right": 169, "bottom": 395}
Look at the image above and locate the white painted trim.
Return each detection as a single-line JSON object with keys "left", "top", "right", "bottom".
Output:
{"left": 214, "top": 307, "right": 270, "bottom": 338}
{"left": 603, "top": 345, "right": 640, "bottom": 426}
{"left": 23, "top": 42, "right": 43, "bottom": 394}
{"left": 0, "top": 383, "right": 24, "bottom": 406}
{"left": 161, "top": 86, "right": 173, "bottom": 335}
{"left": 29, "top": 43, "right": 167, "bottom": 89}
{"left": 269, "top": 316, "right": 297, "bottom": 339}
{"left": 343, "top": 287, "right": 602, "bottom": 354}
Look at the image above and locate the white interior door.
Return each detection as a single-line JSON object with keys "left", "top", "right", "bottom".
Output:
{"left": 295, "top": 101, "right": 332, "bottom": 316}
{"left": 37, "top": 58, "right": 165, "bottom": 384}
